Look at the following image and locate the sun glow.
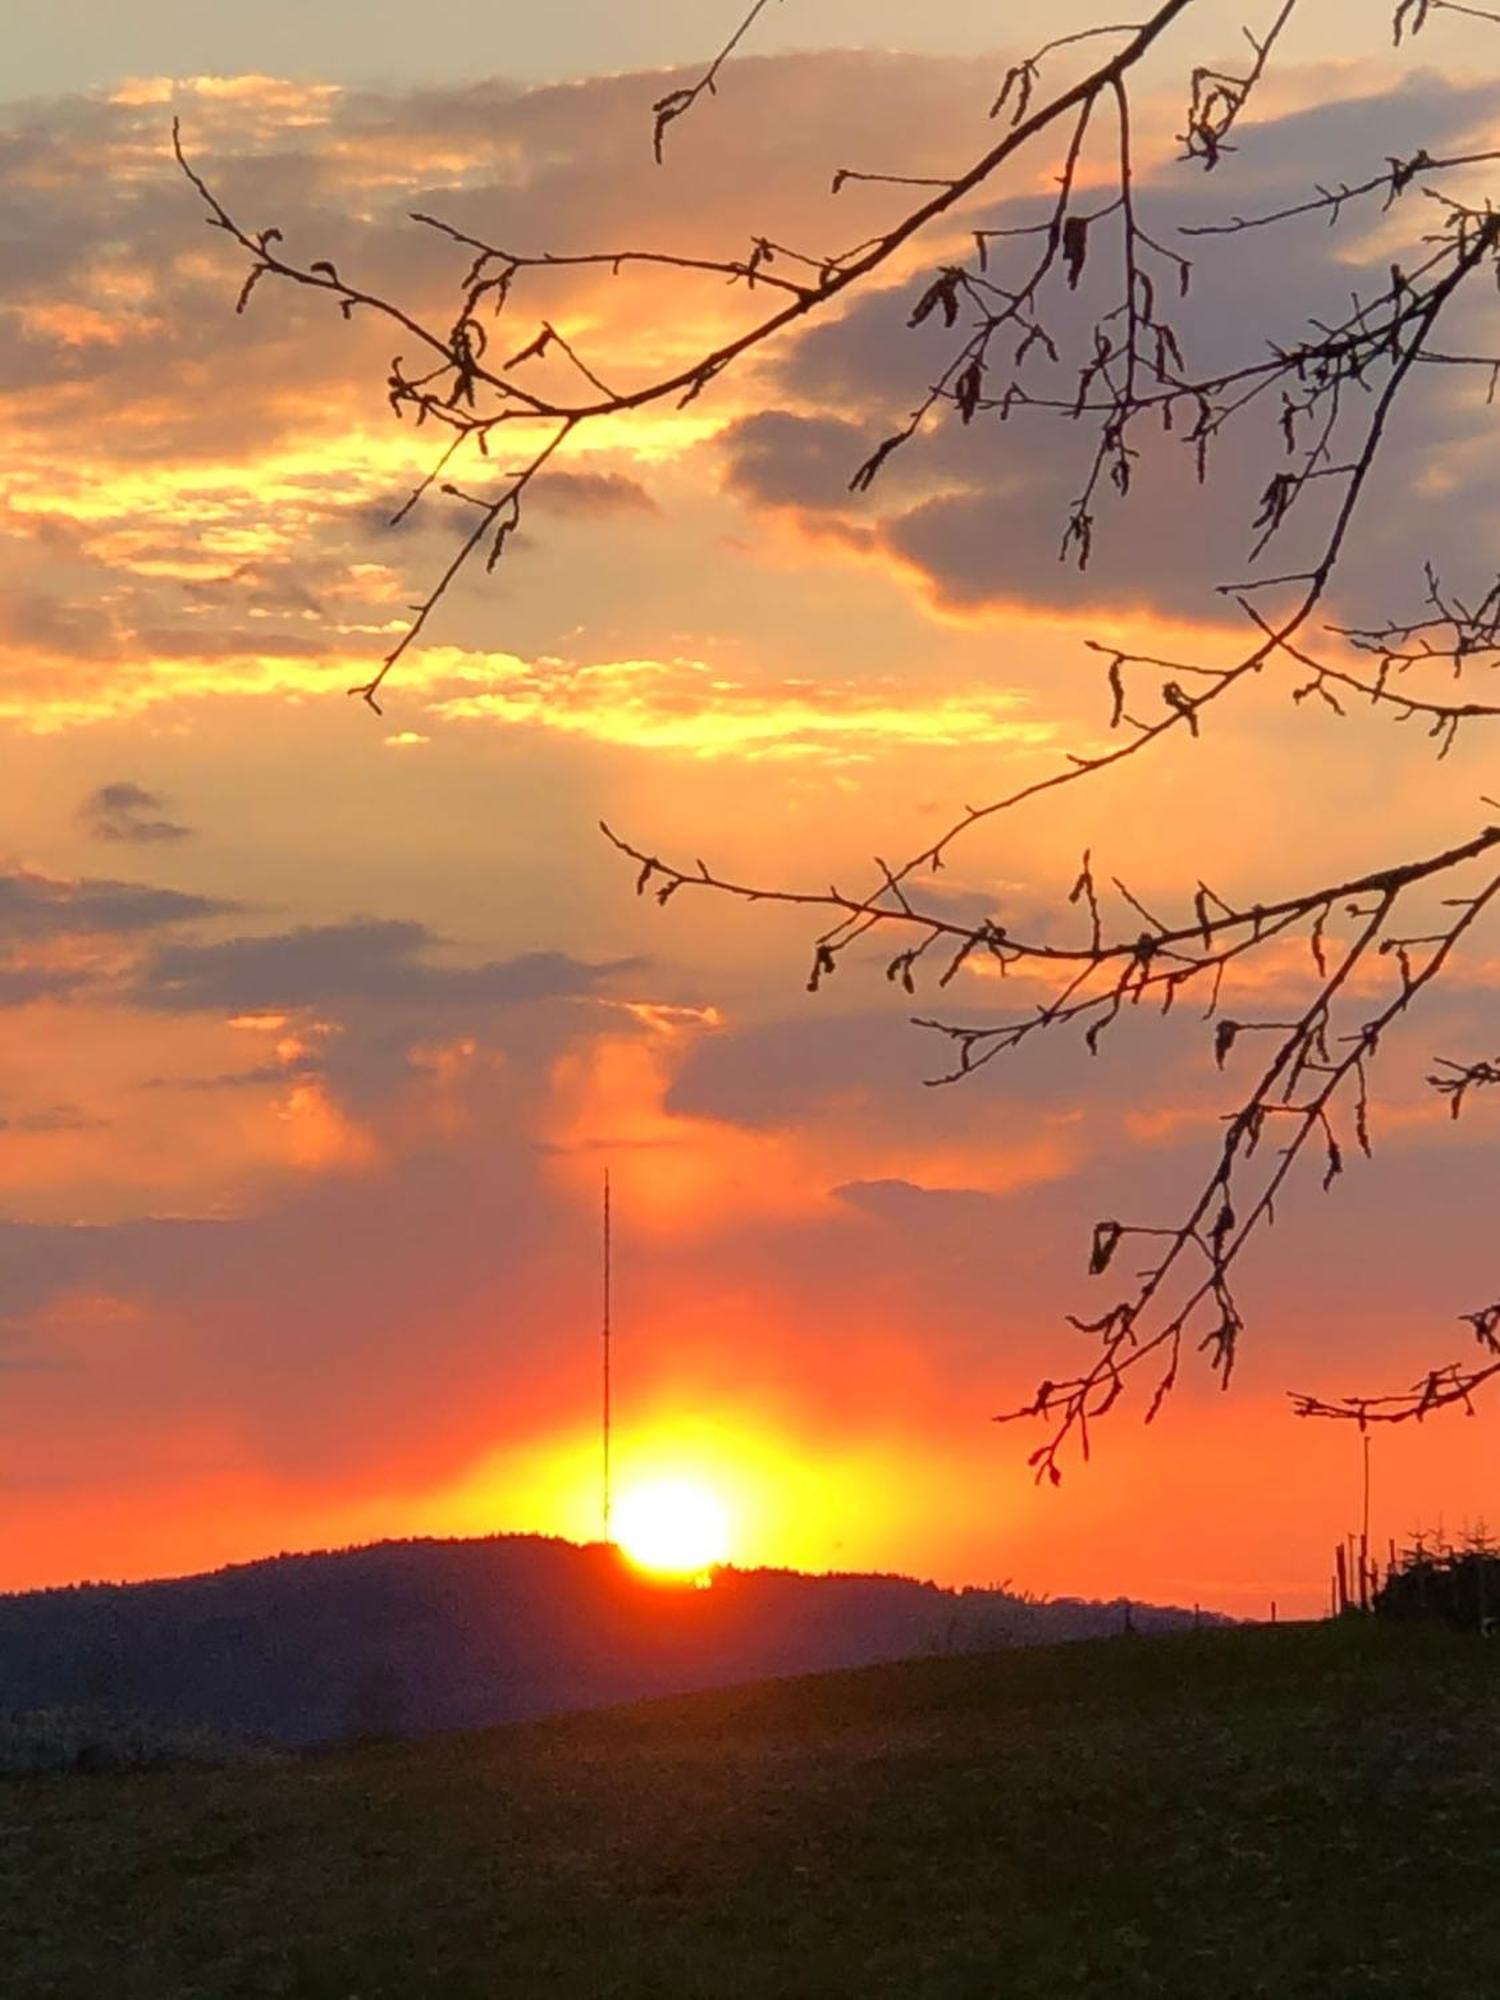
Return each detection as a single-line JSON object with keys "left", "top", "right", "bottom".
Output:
{"left": 614, "top": 1477, "right": 731, "bottom": 1576}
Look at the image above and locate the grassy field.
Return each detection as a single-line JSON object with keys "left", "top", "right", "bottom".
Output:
{"left": 4, "top": 1618, "right": 1500, "bottom": 1997}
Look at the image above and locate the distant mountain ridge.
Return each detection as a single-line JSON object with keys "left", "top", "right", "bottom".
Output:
{"left": 0, "top": 1535, "right": 1226, "bottom": 1746}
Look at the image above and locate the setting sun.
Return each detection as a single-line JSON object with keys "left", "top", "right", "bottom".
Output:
{"left": 614, "top": 1478, "right": 731, "bottom": 1577}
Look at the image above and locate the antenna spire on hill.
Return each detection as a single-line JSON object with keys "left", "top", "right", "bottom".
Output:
{"left": 602, "top": 1169, "right": 613, "bottom": 1547}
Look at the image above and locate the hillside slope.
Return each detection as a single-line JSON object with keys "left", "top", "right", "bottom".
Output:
{"left": 0, "top": 1534, "right": 1214, "bottom": 1744}
{"left": 5, "top": 1621, "right": 1500, "bottom": 1997}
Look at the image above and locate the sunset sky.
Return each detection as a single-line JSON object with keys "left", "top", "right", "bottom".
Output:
{"left": 3, "top": 1, "right": 1498, "bottom": 1619}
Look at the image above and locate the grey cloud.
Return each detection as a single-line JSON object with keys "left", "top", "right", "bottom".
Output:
{"left": 0, "top": 965, "right": 92, "bottom": 1008}
{"left": 0, "top": 867, "right": 230, "bottom": 1010}
{"left": 832, "top": 1177, "right": 1005, "bottom": 1223}
{"left": 0, "top": 1103, "right": 105, "bottom": 1133}
{"left": 136, "top": 917, "right": 644, "bottom": 1012}
{"left": 667, "top": 1000, "right": 1203, "bottom": 1132}
{"left": 133, "top": 625, "right": 336, "bottom": 662}
{"left": 181, "top": 561, "right": 325, "bottom": 616}
{"left": 0, "top": 870, "right": 229, "bottom": 941}
{"left": 667, "top": 1010, "right": 922, "bottom": 1127}
{"left": 722, "top": 75, "right": 1500, "bottom": 626}
{"left": 721, "top": 412, "right": 874, "bottom": 512}
{"left": 528, "top": 470, "right": 658, "bottom": 518}
{"left": 0, "top": 587, "right": 119, "bottom": 662}
{"left": 726, "top": 399, "right": 1251, "bottom": 618}
{"left": 78, "top": 781, "right": 193, "bottom": 845}
{"left": 0, "top": 51, "right": 982, "bottom": 467}
{"left": 9, "top": 45, "right": 1322, "bottom": 690}
{"left": 140, "top": 1059, "right": 326, "bottom": 1094}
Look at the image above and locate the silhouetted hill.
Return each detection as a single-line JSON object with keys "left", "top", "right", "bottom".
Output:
{"left": 0, "top": 1535, "right": 1223, "bottom": 1745}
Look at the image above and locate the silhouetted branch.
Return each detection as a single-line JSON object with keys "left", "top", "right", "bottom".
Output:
{"left": 1179, "top": 0, "right": 1298, "bottom": 168}
{"left": 651, "top": 0, "right": 786, "bottom": 160}
{"left": 1429, "top": 1053, "right": 1500, "bottom": 1115}
{"left": 1397, "top": 0, "right": 1500, "bottom": 43}
{"left": 1291, "top": 1300, "right": 1500, "bottom": 1423}
{"left": 177, "top": 0, "right": 1208, "bottom": 708}
{"left": 1009, "top": 864, "right": 1500, "bottom": 1477}
{"left": 184, "top": 0, "right": 1500, "bottom": 1464}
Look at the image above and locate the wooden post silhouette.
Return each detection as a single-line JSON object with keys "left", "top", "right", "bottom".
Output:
{"left": 1359, "top": 1432, "right": 1372, "bottom": 1610}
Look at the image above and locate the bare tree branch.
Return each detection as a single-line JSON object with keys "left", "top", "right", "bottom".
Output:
{"left": 182, "top": 0, "right": 1500, "bottom": 1465}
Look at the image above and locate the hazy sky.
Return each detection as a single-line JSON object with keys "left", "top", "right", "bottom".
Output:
{"left": 2, "top": 2, "right": 1497, "bottom": 1614}
{"left": 8, "top": 0, "right": 1392, "bottom": 96}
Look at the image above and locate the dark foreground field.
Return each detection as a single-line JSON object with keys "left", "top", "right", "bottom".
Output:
{"left": 5, "top": 1620, "right": 1500, "bottom": 1998}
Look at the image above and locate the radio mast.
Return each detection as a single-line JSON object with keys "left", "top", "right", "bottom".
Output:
{"left": 602, "top": 1169, "right": 613, "bottom": 1546}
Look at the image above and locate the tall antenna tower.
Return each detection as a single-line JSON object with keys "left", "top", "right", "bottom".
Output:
{"left": 602, "top": 1169, "right": 613, "bottom": 1546}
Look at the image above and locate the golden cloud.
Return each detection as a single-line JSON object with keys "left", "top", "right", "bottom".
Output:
{"left": 427, "top": 649, "right": 1055, "bottom": 761}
